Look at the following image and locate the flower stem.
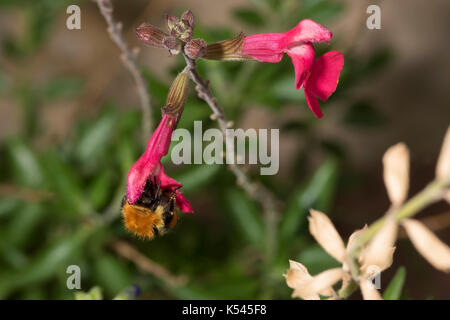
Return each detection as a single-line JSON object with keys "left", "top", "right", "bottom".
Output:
{"left": 342, "top": 177, "right": 450, "bottom": 297}
{"left": 351, "top": 178, "right": 450, "bottom": 256}
{"left": 182, "top": 52, "right": 279, "bottom": 297}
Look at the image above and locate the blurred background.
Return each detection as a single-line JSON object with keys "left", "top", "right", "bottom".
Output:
{"left": 0, "top": 0, "right": 449, "bottom": 299}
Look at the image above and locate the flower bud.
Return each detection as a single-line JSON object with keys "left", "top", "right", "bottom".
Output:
{"left": 163, "top": 72, "right": 189, "bottom": 118}
{"left": 165, "top": 14, "right": 180, "bottom": 32}
{"left": 179, "top": 29, "right": 193, "bottom": 43}
{"left": 185, "top": 39, "right": 206, "bottom": 60}
{"left": 204, "top": 32, "right": 254, "bottom": 61}
{"left": 135, "top": 23, "right": 168, "bottom": 48}
{"left": 163, "top": 36, "right": 181, "bottom": 55}
{"left": 181, "top": 10, "right": 194, "bottom": 29}
{"left": 165, "top": 12, "right": 193, "bottom": 43}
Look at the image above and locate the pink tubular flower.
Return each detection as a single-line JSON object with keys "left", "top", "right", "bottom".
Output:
{"left": 126, "top": 113, "right": 193, "bottom": 213}
{"left": 241, "top": 19, "right": 344, "bottom": 118}
{"left": 126, "top": 72, "right": 193, "bottom": 214}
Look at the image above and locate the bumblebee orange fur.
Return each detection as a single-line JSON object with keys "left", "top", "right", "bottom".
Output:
{"left": 121, "top": 198, "right": 178, "bottom": 240}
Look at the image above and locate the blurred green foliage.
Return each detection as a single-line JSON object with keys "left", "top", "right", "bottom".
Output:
{"left": 0, "top": 0, "right": 393, "bottom": 299}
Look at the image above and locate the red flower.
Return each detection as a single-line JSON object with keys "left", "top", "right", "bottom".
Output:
{"left": 241, "top": 19, "right": 344, "bottom": 118}
{"left": 126, "top": 113, "right": 193, "bottom": 213}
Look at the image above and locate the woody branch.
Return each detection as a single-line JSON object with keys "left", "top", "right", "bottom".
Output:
{"left": 95, "top": 0, "right": 153, "bottom": 143}
{"left": 182, "top": 52, "right": 279, "bottom": 263}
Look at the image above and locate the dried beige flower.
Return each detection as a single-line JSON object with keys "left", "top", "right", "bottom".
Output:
{"left": 284, "top": 260, "right": 313, "bottom": 289}
{"left": 383, "top": 143, "right": 410, "bottom": 206}
{"left": 436, "top": 126, "right": 450, "bottom": 181}
{"left": 360, "top": 216, "right": 397, "bottom": 274}
{"left": 359, "top": 278, "right": 383, "bottom": 300}
{"left": 308, "top": 209, "right": 346, "bottom": 263}
{"left": 284, "top": 260, "right": 320, "bottom": 300}
{"left": 343, "top": 225, "right": 368, "bottom": 272}
{"left": 292, "top": 268, "right": 343, "bottom": 300}
{"left": 346, "top": 225, "right": 368, "bottom": 252}
{"left": 402, "top": 219, "right": 450, "bottom": 272}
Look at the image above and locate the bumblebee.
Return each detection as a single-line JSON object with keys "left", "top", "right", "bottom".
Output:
{"left": 121, "top": 178, "right": 178, "bottom": 240}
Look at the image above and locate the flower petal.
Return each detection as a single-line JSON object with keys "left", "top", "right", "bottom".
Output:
{"left": 382, "top": 143, "right": 410, "bottom": 206}
{"left": 159, "top": 168, "right": 182, "bottom": 189}
{"left": 285, "top": 43, "right": 315, "bottom": 89}
{"left": 296, "top": 268, "right": 343, "bottom": 299}
{"left": 304, "top": 51, "right": 344, "bottom": 101}
{"left": 402, "top": 219, "right": 450, "bottom": 272}
{"left": 308, "top": 209, "right": 346, "bottom": 263}
{"left": 176, "top": 193, "right": 194, "bottom": 213}
{"left": 304, "top": 88, "right": 323, "bottom": 118}
{"left": 360, "top": 278, "right": 383, "bottom": 300}
{"left": 347, "top": 225, "right": 368, "bottom": 252}
{"left": 127, "top": 115, "right": 177, "bottom": 204}
{"left": 284, "top": 19, "right": 333, "bottom": 45}
{"left": 284, "top": 260, "right": 313, "bottom": 289}
{"left": 242, "top": 33, "right": 285, "bottom": 62}
{"left": 361, "top": 216, "right": 398, "bottom": 273}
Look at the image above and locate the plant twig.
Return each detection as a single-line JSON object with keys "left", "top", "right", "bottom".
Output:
{"left": 398, "top": 210, "right": 450, "bottom": 239}
{"left": 350, "top": 178, "right": 450, "bottom": 257}
{"left": 110, "top": 240, "right": 188, "bottom": 287}
{"left": 182, "top": 53, "right": 279, "bottom": 279}
{"left": 95, "top": 0, "right": 153, "bottom": 143}
{"left": 0, "top": 184, "right": 54, "bottom": 202}
{"left": 343, "top": 177, "right": 450, "bottom": 295}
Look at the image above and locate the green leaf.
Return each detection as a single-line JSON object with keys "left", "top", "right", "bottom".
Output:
{"left": 173, "top": 165, "right": 221, "bottom": 194}
{"left": 272, "top": 75, "right": 305, "bottom": 103}
{"left": 225, "top": 189, "right": 264, "bottom": 248}
{"left": 6, "top": 138, "right": 43, "bottom": 188}
{"left": 383, "top": 267, "right": 406, "bottom": 300}
{"left": 113, "top": 285, "right": 140, "bottom": 300}
{"left": 76, "top": 109, "right": 116, "bottom": 164}
{"left": 0, "top": 227, "right": 91, "bottom": 298}
{"left": 233, "top": 8, "right": 264, "bottom": 26}
{"left": 296, "top": 244, "right": 340, "bottom": 275}
{"left": 75, "top": 286, "right": 103, "bottom": 300}
{"left": 0, "top": 198, "right": 22, "bottom": 218}
{"left": 280, "top": 158, "right": 339, "bottom": 241}
{"left": 88, "top": 168, "right": 113, "bottom": 210}
{"left": 167, "top": 284, "right": 222, "bottom": 300}
{"left": 142, "top": 70, "right": 170, "bottom": 106}
{"left": 176, "top": 102, "right": 210, "bottom": 130}
{"left": 43, "top": 76, "right": 84, "bottom": 99}
{"left": 4, "top": 203, "right": 45, "bottom": 248}
{"left": 300, "top": 0, "right": 345, "bottom": 23}
{"left": 41, "top": 151, "right": 90, "bottom": 216}
{"left": 93, "top": 254, "right": 132, "bottom": 297}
